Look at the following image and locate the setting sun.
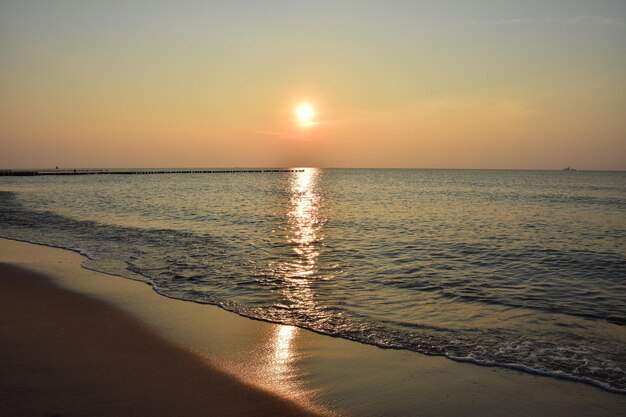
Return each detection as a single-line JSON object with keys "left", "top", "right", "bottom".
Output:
{"left": 294, "top": 102, "right": 316, "bottom": 127}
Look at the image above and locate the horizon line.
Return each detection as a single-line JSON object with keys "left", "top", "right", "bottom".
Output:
{"left": 1, "top": 166, "right": 624, "bottom": 173}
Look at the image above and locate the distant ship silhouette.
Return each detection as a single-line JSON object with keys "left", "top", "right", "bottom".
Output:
{"left": 563, "top": 166, "right": 576, "bottom": 171}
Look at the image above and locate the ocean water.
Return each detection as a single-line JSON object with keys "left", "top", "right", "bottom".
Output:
{"left": 1, "top": 169, "right": 625, "bottom": 392}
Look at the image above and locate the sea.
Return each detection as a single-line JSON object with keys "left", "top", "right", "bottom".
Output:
{"left": 1, "top": 168, "right": 625, "bottom": 393}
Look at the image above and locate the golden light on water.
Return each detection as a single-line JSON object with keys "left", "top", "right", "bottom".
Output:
{"left": 267, "top": 168, "right": 321, "bottom": 383}
{"left": 286, "top": 168, "right": 322, "bottom": 279}
{"left": 262, "top": 169, "right": 324, "bottom": 404}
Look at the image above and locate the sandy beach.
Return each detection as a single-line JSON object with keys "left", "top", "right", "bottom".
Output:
{"left": 0, "top": 262, "right": 318, "bottom": 417}
{"left": 1, "top": 237, "right": 625, "bottom": 416}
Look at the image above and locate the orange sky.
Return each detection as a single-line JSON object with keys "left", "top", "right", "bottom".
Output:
{"left": 1, "top": 1, "right": 625, "bottom": 169}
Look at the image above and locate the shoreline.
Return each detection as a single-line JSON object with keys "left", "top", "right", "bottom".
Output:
{"left": 3, "top": 234, "right": 624, "bottom": 395}
{"left": 1, "top": 237, "right": 625, "bottom": 416}
{"left": 0, "top": 263, "right": 319, "bottom": 417}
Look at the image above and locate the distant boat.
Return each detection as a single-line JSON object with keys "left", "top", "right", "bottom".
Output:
{"left": 563, "top": 166, "right": 576, "bottom": 171}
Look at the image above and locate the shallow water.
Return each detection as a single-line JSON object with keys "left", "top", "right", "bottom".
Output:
{"left": 1, "top": 168, "right": 625, "bottom": 392}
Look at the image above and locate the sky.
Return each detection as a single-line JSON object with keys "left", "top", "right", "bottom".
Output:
{"left": 1, "top": 0, "right": 625, "bottom": 169}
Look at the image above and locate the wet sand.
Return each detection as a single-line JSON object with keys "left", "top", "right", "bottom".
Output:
{"left": 0, "top": 263, "right": 319, "bottom": 417}
{"left": 1, "top": 237, "right": 625, "bottom": 416}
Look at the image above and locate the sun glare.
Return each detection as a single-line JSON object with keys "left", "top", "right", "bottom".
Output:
{"left": 294, "top": 102, "right": 316, "bottom": 127}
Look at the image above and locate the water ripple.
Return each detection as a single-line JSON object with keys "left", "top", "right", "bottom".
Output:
{"left": 1, "top": 169, "right": 625, "bottom": 393}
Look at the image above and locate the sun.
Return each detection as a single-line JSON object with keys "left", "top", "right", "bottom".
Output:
{"left": 294, "top": 102, "right": 316, "bottom": 127}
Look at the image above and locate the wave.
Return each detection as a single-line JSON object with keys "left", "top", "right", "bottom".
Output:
{"left": 1, "top": 187, "right": 625, "bottom": 394}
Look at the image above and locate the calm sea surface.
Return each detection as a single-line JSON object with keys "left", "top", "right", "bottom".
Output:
{"left": 1, "top": 169, "right": 625, "bottom": 392}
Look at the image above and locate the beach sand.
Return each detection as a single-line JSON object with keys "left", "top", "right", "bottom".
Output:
{"left": 0, "top": 262, "right": 319, "bottom": 417}
{"left": 1, "top": 237, "right": 625, "bottom": 416}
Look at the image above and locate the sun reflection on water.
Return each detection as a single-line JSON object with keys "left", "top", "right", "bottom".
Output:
{"left": 286, "top": 167, "right": 322, "bottom": 279}
{"left": 265, "top": 168, "right": 324, "bottom": 400}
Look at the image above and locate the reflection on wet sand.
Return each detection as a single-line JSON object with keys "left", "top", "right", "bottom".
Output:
{"left": 268, "top": 324, "right": 298, "bottom": 388}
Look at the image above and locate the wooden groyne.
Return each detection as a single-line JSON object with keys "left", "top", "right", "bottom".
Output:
{"left": 0, "top": 169, "right": 304, "bottom": 177}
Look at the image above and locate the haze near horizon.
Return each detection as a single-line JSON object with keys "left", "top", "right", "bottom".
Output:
{"left": 1, "top": 0, "right": 625, "bottom": 170}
